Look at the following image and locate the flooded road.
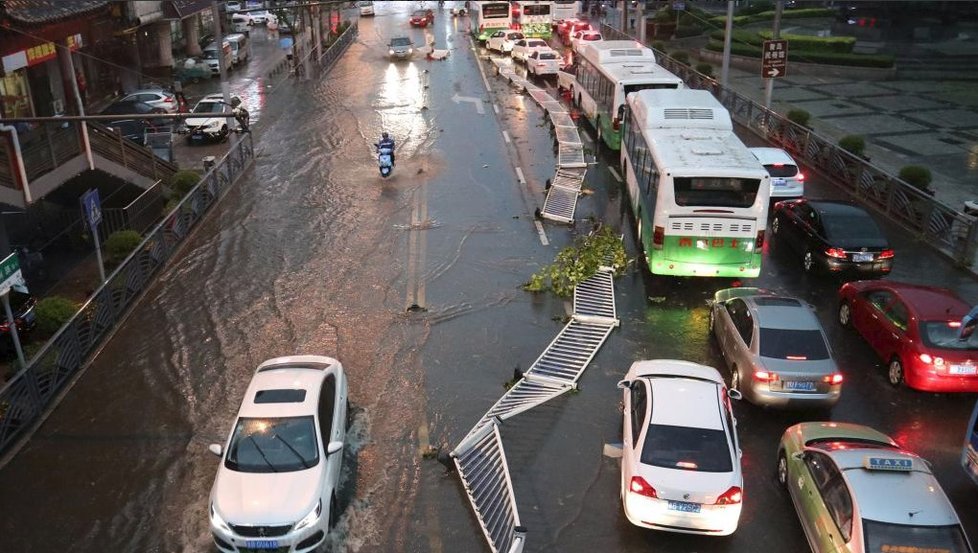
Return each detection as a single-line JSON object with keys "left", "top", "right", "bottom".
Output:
{"left": 2, "top": 4, "right": 978, "bottom": 553}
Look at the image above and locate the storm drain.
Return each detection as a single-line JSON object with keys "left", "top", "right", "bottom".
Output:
{"left": 453, "top": 266, "right": 619, "bottom": 553}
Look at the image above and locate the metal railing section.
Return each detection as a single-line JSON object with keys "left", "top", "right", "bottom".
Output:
{"left": 453, "top": 268, "right": 619, "bottom": 553}
{"left": 0, "top": 133, "right": 255, "bottom": 457}
{"left": 599, "top": 23, "right": 978, "bottom": 267}
{"left": 490, "top": 57, "right": 588, "bottom": 224}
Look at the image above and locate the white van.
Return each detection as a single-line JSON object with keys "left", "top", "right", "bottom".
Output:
{"left": 226, "top": 33, "right": 249, "bottom": 65}
{"left": 358, "top": 1, "right": 374, "bottom": 16}
{"left": 202, "top": 40, "right": 233, "bottom": 74}
{"left": 231, "top": 13, "right": 252, "bottom": 34}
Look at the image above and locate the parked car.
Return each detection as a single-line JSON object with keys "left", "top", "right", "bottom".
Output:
{"left": 838, "top": 280, "right": 978, "bottom": 391}
{"left": 710, "top": 287, "right": 842, "bottom": 409}
{"left": 388, "top": 36, "right": 414, "bottom": 60}
{"left": 249, "top": 10, "right": 275, "bottom": 24}
{"left": 771, "top": 199, "right": 894, "bottom": 277}
{"left": 208, "top": 355, "right": 348, "bottom": 553}
{"left": 117, "top": 88, "right": 178, "bottom": 113}
{"left": 105, "top": 119, "right": 157, "bottom": 146}
{"left": 750, "top": 147, "right": 805, "bottom": 200}
{"left": 617, "top": 359, "right": 744, "bottom": 536}
{"left": 511, "top": 38, "right": 550, "bottom": 63}
{"left": 486, "top": 30, "right": 524, "bottom": 53}
{"left": 526, "top": 49, "right": 561, "bottom": 77}
{"left": 101, "top": 100, "right": 167, "bottom": 118}
{"left": 225, "top": 1, "right": 242, "bottom": 12}
{"left": 0, "top": 290, "right": 36, "bottom": 353}
{"left": 777, "top": 422, "right": 974, "bottom": 553}
{"left": 571, "top": 29, "right": 603, "bottom": 54}
{"left": 184, "top": 93, "right": 236, "bottom": 144}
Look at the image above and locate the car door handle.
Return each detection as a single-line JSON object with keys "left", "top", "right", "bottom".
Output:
{"left": 871, "top": 313, "right": 878, "bottom": 319}
{"left": 892, "top": 333, "right": 899, "bottom": 339}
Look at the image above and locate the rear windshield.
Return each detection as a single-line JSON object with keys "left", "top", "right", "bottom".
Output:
{"left": 863, "top": 520, "right": 971, "bottom": 553}
{"left": 623, "top": 82, "right": 681, "bottom": 96}
{"left": 529, "top": 40, "right": 548, "bottom": 47}
{"left": 920, "top": 321, "right": 978, "bottom": 351}
{"left": 674, "top": 177, "right": 761, "bottom": 208}
{"left": 822, "top": 214, "right": 882, "bottom": 241}
{"left": 764, "top": 163, "right": 798, "bottom": 178}
{"left": 537, "top": 52, "right": 558, "bottom": 59}
{"left": 759, "top": 328, "right": 830, "bottom": 360}
{"left": 642, "top": 424, "right": 733, "bottom": 473}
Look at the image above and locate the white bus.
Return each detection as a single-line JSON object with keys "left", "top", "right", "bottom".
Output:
{"left": 620, "top": 89, "right": 771, "bottom": 278}
{"left": 473, "top": 1, "right": 513, "bottom": 42}
{"left": 552, "top": 0, "right": 580, "bottom": 24}
{"left": 513, "top": 1, "right": 553, "bottom": 38}
{"left": 571, "top": 40, "right": 684, "bottom": 150}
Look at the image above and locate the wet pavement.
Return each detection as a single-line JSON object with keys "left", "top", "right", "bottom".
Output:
{"left": 2, "top": 3, "right": 978, "bottom": 553}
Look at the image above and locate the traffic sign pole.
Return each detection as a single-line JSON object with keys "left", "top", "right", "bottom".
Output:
{"left": 763, "top": 1, "right": 785, "bottom": 110}
{"left": 81, "top": 189, "right": 106, "bottom": 283}
{"left": 2, "top": 291, "right": 26, "bottom": 370}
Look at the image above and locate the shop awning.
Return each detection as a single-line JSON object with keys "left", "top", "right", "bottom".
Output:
{"left": 2, "top": 0, "right": 110, "bottom": 25}
{"left": 164, "top": 0, "right": 213, "bottom": 20}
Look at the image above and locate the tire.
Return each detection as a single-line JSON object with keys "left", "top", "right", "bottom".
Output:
{"left": 776, "top": 451, "right": 789, "bottom": 490}
{"left": 730, "top": 367, "right": 741, "bottom": 391}
{"left": 803, "top": 251, "right": 815, "bottom": 273}
{"left": 709, "top": 308, "right": 716, "bottom": 334}
{"left": 329, "top": 493, "right": 340, "bottom": 529}
{"left": 838, "top": 301, "right": 852, "bottom": 327}
{"left": 888, "top": 357, "right": 905, "bottom": 387}
{"left": 771, "top": 216, "right": 781, "bottom": 235}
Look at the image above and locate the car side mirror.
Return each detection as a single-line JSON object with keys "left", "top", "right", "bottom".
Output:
{"left": 791, "top": 450, "right": 807, "bottom": 461}
{"left": 209, "top": 443, "right": 223, "bottom": 456}
{"left": 728, "top": 389, "right": 743, "bottom": 401}
{"left": 616, "top": 379, "right": 630, "bottom": 390}
{"left": 326, "top": 440, "right": 344, "bottom": 455}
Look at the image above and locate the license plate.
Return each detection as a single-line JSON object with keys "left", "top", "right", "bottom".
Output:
{"left": 772, "top": 178, "right": 787, "bottom": 187}
{"left": 784, "top": 380, "right": 816, "bottom": 391}
{"left": 853, "top": 252, "right": 873, "bottom": 262}
{"left": 950, "top": 364, "right": 977, "bottom": 375}
{"left": 667, "top": 500, "right": 701, "bottom": 513}
{"left": 244, "top": 540, "right": 280, "bottom": 549}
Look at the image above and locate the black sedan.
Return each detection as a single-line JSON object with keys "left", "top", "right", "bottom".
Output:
{"left": 105, "top": 119, "right": 158, "bottom": 146}
{"left": 100, "top": 100, "right": 166, "bottom": 117}
{"left": 770, "top": 199, "right": 894, "bottom": 277}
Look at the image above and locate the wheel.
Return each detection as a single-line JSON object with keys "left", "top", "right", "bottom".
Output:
{"left": 709, "top": 308, "right": 716, "bottom": 334}
{"left": 888, "top": 357, "right": 905, "bottom": 387}
{"left": 771, "top": 216, "right": 781, "bottom": 235}
{"left": 838, "top": 301, "right": 852, "bottom": 327}
{"left": 730, "top": 367, "right": 741, "bottom": 391}
{"left": 776, "top": 451, "right": 789, "bottom": 489}
{"left": 803, "top": 250, "right": 815, "bottom": 273}
{"left": 329, "top": 493, "right": 340, "bottom": 529}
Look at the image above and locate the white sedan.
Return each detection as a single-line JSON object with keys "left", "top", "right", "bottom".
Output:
{"left": 526, "top": 49, "right": 561, "bottom": 77}
{"left": 571, "top": 30, "right": 603, "bottom": 54}
{"left": 486, "top": 30, "right": 524, "bottom": 53}
{"left": 209, "top": 355, "right": 348, "bottom": 553}
{"left": 618, "top": 359, "right": 744, "bottom": 536}
{"left": 511, "top": 38, "right": 550, "bottom": 63}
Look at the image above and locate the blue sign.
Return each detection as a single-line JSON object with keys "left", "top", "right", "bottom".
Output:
{"left": 279, "top": 37, "right": 294, "bottom": 50}
{"left": 864, "top": 457, "right": 913, "bottom": 471}
{"left": 81, "top": 188, "right": 101, "bottom": 227}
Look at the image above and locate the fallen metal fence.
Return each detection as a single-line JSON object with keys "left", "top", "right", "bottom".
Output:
{"left": 600, "top": 23, "right": 978, "bottom": 268}
{"left": 0, "top": 133, "right": 254, "bottom": 458}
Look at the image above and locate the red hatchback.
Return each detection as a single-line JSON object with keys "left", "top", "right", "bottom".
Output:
{"left": 838, "top": 280, "right": 978, "bottom": 392}
{"left": 410, "top": 9, "right": 433, "bottom": 27}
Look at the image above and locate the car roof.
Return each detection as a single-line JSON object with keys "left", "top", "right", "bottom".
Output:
{"left": 649, "top": 377, "right": 723, "bottom": 430}
{"left": 745, "top": 296, "right": 821, "bottom": 330}
{"left": 527, "top": 39, "right": 548, "bottom": 45}
{"left": 807, "top": 199, "right": 873, "bottom": 218}
{"left": 749, "top": 147, "right": 796, "bottom": 165}
{"left": 239, "top": 356, "right": 340, "bottom": 418}
{"left": 201, "top": 93, "right": 224, "bottom": 101}
{"left": 875, "top": 281, "right": 970, "bottom": 319}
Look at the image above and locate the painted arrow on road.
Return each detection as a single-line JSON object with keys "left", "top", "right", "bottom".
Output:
{"left": 451, "top": 93, "right": 485, "bottom": 114}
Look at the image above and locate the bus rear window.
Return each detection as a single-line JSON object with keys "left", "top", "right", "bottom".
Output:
{"left": 624, "top": 83, "right": 681, "bottom": 96}
{"left": 483, "top": 3, "right": 510, "bottom": 17}
{"left": 674, "top": 177, "right": 760, "bottom": 208}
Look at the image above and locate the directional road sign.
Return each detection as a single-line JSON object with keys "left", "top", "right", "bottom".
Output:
{"left": 0, "top": 252, "right": 27, "bottom": 296}
{"left": 762, "top": 39, "right": 788, "bottom": 78}
{"left": 81, "top": 188, "right": 102, "bottom": 227}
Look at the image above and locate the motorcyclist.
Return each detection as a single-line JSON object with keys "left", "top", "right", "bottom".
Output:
{"left": 376, "top": 131, "right": 395, "bottom": 165}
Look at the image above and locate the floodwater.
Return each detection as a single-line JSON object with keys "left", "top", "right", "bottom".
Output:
{"left": 2, "top": 4, "right": 978, "bottom": 553}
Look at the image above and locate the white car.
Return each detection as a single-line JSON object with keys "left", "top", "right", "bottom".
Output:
{"left": 486, "top": 30, "right": 524, "bottom": 53}
{"left": 571, "top": 30, "right": 603, "bottom": 54}
{"left": 526, "top": 49, "right": 561, "bottom": 77}
{"left": 225, "top": 1, "right": 242, "bottom": 12}
{"left": 750, "top": 147, "right": 805, "bottom": 199}
{"left": 185, "top": 93, "right": 238, "bottom": 143}
{"left": 617, "top": 359, "right": 744, "bottom": 536}
{"left": 511, "top": 38, "right": 550, "bottom": 63}
{"left": 357, "top": 0, "right": 374, "bottom": 16}
{"left": 249, "top": 10, "right": 275, "bottom": 24}
{"left": 209, "top": 355, "right": 348, "bottom": 553}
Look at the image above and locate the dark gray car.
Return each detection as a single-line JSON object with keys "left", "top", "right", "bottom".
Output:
{"left": 710, "top": 288, "right": 842, "bottom": 409}
{"left": 388, "top": 37, "right": 413, "bottom": 60}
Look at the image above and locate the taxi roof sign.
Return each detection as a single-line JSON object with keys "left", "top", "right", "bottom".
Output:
{"left": 864, "top": 456, "right": 913, "bottom": 471}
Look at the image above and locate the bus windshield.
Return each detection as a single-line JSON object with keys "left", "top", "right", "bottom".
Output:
{"left": 674, "top": 177, "right": 761, "bottom": 208}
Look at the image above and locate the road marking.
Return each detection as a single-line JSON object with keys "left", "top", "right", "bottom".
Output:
{"left": 534, "top": 220, "right": 550, "bottom": 245}
{"left": 473, "top": 37, "right": 493, "bottom": 92}
{"left": 502, "top": 130, "right": 511, "bottom": 143}
{"left": 452, "top": 93, "right": 485, "bottom": 114}
{"left": 493, "top": 103, "right": 500, "bottom": 114}
{"left": 515, "top": 166, "right": 525, "bottom": 184}
{"left": 609, "top": 166, "right": 622, "bottom": 182}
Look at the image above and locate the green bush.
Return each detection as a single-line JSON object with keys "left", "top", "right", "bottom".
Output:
{"left": 709, "top": 8, "right": 835, "bottom": 27}
{"left": 671, "top": 51, "right": 690, "bottom": 66}
{"left": 839, "top": 135, "right": 866, "bottom": 156}
{"left": 899, "top": 165, "right": 933, "bottom": 191}
{"left": 35, "top": 296, "right": 79, "bottom": 336}
{"left": 738, "top": 1, "right": 775, "bottom": 16}
{"left": 757, "top": 31, "right": 855, "bottom": 54}
{"left": 105, "top": 230, "right": 143, "bottom": 265}
{"left": 676, "top": 24, "right": 706, "bottom": 38}
{"left": 704, "top": 40, "right": 895, "bottom": 68}
{"left": 695, "top": 62, "right": 714, "bottom": 77}
{"left": 169, "top": 169, "right": 201, "bottom": 199}
{"left": 787, "top": 109, "right": 811, "bottom": 127}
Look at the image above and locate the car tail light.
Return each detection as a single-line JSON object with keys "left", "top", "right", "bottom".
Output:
{"left": 753, "top": 370, "right": 778, "bottom": 382}
{"left": 823, "top": 373, "right": 844, "bottom": 385}
{"left": 878, "top": 249, "right": 895, "bottom": 259}
{"left": 715, "top": 486, "right": 742, "bottom": 505}
{"left": 652, "top": 226, "right": 664, "bottom": 250}
{"left": 919, "top": 353, "right": 945, "bottom": 366}
{"left": 755, "top": 230, "right": 764, "bottom": 250}
{"left": 825, "top": 247, "right": 847, "bottom": 259}
{"left": 629, "top": 476, "right": 658, "bottom": 499}
{"left": 796, "top": 172, "right": 805, "bottom": 182}
{"left": 612, "top": 117, "right": 620, "bottom": 130}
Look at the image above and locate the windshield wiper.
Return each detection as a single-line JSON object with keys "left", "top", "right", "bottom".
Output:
{"left": 247, "top": 435, "right": 279, "bottom": 472}
{"left": 272, "top": 433, "right": 312, "bottom": 469}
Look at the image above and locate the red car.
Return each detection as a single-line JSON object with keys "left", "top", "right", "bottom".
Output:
{"left": 838, "top": 280, "right": 978, "bottom": 392}
{"left": 410, "top": 9, "right": 433, "bottom": 27}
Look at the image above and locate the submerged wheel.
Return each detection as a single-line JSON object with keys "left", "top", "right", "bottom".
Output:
{"left": 730, "top": 367, "right": 741, "bottom": 391}
{"left": 803, "top": 251, "right": 815, "bottom": 273}
{"left": 776, "top": 451, "right": 789, "bottom": 489}
{"left": 888, "top": 357, "right": 905, "bottom": 387}
{"left": 772, "top": 216, "right": 781, "bottom": 235}
{"left": 329, "top": 493, "right": 340, "bottom": 529}
{"left": 838, "top": 302, "right": 852, "bottom": 327}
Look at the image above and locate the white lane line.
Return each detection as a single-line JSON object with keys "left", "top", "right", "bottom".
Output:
{"left": 534, "top": 220, "right": 550, "bottom": 246}
{"left": 502, "top": 130, "right": 511, "bottom": 143}
{"left": 473, "top": 37, "right": 492, "bottom": 93}
{"left": 515, "top": 166, "right": 526, "bottom": 184}
{"left": 609, "top": 166, "right": 622, "bottom": 182}
{"left": 493, "top": 103, "right": 500, "bottom": 114}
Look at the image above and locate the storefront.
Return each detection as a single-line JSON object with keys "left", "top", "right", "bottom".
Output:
{"left": 0, "top": 36, "right": 82, "bottom": 118}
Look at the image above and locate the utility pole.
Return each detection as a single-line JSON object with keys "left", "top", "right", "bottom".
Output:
{"left": 210, "top": 1, "right": 234, "bottom": 143}
{"left": 720, "top": 0, "right": 734, "bottom": 86}
{"left": 763, "top": 0, "right": 784, "bottom": 109}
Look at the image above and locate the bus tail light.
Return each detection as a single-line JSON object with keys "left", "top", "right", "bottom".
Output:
{"left": 755, "top": 230, "right": 764, "bottom": 250}
{"left": 652, "top": 226, "right": 664, "bottom": 250}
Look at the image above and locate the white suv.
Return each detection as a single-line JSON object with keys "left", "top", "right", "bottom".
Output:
{"left": 209, "top": 356, "right": 348, "bottom": 553}
{"left": 750, "top": 147, "right": 805, "bottom": 199}
{"left": 185, "top": 93, "right": 237, "bottom": 144}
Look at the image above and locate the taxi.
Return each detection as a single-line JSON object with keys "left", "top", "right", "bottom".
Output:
{"left": 777, "top": 422, "right": 974, "bottom": 553}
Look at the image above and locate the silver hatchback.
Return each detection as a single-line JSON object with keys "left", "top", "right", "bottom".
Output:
{"left": 710, "top": 288, "right": 842, "bottom": 409}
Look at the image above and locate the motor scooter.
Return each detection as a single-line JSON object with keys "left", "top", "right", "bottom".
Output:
{"left": 376, "top": 145, "right": 394, "bottom": 178}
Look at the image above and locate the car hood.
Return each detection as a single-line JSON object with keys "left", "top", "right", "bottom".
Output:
{"left": 212, "top": 467, "right": 322, "bottom": 525}
{"left": 186, "top": 114, "right": 225, "bottom": 127}
{"left": 637, "top": 464, "right": 740, "bottom": 504}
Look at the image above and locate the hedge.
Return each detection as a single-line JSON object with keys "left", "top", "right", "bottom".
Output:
{"left": 705, "top": 40, "right": 895, "bottom": 68}
{"left": 105, "top": 230, "right": 142, "bottom": 265}
{"left": 35, "top": 297, "right": 79, "bottom": 337}
{"left": 708, "top": 8, "right": 836, "bottom": 27}
{"left": 710, "top": 29, "right": 856, "bottom": 54}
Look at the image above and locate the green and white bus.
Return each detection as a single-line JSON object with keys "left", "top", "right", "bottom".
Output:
{"left": 473, "top": 1, "right": 513, "bottom": 42}
{"left": 572, "top": 40, "right": 684, "bottom": 150}
{"left": 620, "top": 89, "right": 771, "bottom": 278}
{"left": 513, "top": 1, "right": 553, "bottom": 38}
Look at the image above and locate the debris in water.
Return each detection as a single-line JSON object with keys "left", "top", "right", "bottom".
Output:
{"left": 407, "top": 304, "right": 427, "bottom": 313}
{"left": 648, "top": 296, "right": 666, "bottom": 303}
{"left": 603, "top": 442, "right": 624, "bottom": 459}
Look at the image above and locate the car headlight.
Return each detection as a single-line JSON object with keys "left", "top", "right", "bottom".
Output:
{"left": 389, "top": 49, "right": 395, "bottom": 55}
{"left": 294, "top": 499, "right": 322, "bottom": 531}
{"left": 210, "top": 502, "right": 231, "bottom": 533}
{"left": 408, "top": 48, "right": 413, "bottom": 53}
{"left": 206, "top": 120, "right": 221, "bottom": 129}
